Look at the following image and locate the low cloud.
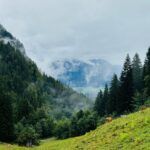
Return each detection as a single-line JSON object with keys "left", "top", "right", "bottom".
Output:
{"left": 0, "top": 0, "right": 149, "bottom": 74}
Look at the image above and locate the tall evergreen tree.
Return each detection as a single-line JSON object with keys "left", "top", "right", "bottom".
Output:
{"left": 103, "top": 84, "right": 109, "bottom": 114}
{"left": 107, "top": 74, "right": 119, "bottom": 115}
{"left": 0, "top": 76, "right": 14, "bottom": 142}
{"left": 132, "top": 53, "right": 143, "bottom": 92}
{"left": 94, "top": 90, "right": 104, "bottom": 116}
{"left": 117, "top": 54, "right": 134, "bottom": 114}
{"left": 133, "top": 92, "right": 144, "bottom": 109}
{"left": 143, "top": 47, "right": 150, "bottom": 97}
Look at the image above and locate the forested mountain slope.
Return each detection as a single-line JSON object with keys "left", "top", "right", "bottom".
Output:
{"left": 0, "top": 25, "right": 92, "bottom": 120}
{"left": 0, "top": 24, "right": 92, "bottom": 142}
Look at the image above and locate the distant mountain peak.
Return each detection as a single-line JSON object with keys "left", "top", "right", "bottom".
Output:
{"left": 49, "top": 58, "right": 121, "bottom": 99}
{"left": 50, "top": 58, "right": 121, "bottom": 87}
{"left": 89, "top": 58, "right": 110, "bottom": 64}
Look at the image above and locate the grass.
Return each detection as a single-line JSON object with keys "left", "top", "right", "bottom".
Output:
{"left": 1, "top": 108, "right": 150, "bottom": 150}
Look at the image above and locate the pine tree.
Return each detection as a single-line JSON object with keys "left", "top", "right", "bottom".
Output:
{"left": 0, "top": 76, "right": 14, "bottom": 142}
{"left": 143, "top": 47, "right": 150, "bottom": 97}
{"left": 103, "top": 84, "right": 109, "bottom": 114}
{"left": 94, "top": 90, "right": 104, "bottom": 116}
{"left": 133, "top": 92, "right": 144, "bottom": 109}
{"left": 117, "top": 54, "right": 134, "bottom": 114}
{"left": 132, "top": 53, "right": 143, "bottom": 92}
{"left": 107, "top": 74, "right": 119, "bottom": 115}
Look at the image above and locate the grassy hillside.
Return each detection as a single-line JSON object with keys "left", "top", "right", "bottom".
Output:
{"left": 1, "top": 108, "right": 150, "bottom": 150}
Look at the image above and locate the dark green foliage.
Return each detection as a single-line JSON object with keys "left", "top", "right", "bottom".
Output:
{"left": 70, "top": 110, "right": 97, "bottom": 137}
{"left": 0, "top": 76, "right": 14, "bottom": 142}
{"left": 94, "top": 84, "right": 110, "bottom": 116}
{"left": 35, "top": 118, "right": 54, "bottom": 138}
{"left": 94, "top": 84, "right": 109, "bottom": 116}
{"left": 55, "top": 110, "right": 97, "bottom": 139}
{"left": 132, "top": 53, "right": 143, "bottom": 92}
{"left": 94, "top": 90, "right": 104, "bottom": 116}
{"left": 106, "top": 74, "right": 119, "bottom": 115}
{"left": 0, "top": 41, "right": 91, "bottom": 144}
{"left": 103, "top": 84, "right": 109, "bottom": 114}
{"left": 95, "top": 54, "right": 145, "bottom": 117}
{"left": 15, "top": 125, "right": 39, "bottom": 146}
{"left": 143, "top": 48, "right": 150, "bottom": 97}
{"left": 117, "top": 54, "right": 134, "bottom": 114}
{"left": 94, "top": 50, "right": 150, "bottom": 117}
{"left": 133, "top": 92, "right": 145, "bottom": 110}
{"left": 144, "top": 99, "right": 150, "bottom": 107}
{"left": 54, "top": 119, "right": 70, "bottom": 139}
{"left": 3, "top": 27, "right": 150, "bottom": 144}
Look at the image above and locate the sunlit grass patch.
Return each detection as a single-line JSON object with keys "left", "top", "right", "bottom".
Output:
{"left": 0, "top": 108, "right": 150, "bottom": 150}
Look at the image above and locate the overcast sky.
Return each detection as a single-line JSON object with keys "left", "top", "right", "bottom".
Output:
{"left": 0, "top": 0, "right": 150, "bottom": 73}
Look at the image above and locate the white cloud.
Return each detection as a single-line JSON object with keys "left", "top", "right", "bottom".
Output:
{"left": 0, "top": 0, "right": 150, "bottom": 74}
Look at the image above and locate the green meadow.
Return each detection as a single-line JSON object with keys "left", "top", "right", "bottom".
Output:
{"left": 1, "top": 108, "right": 150, "bottom": 150}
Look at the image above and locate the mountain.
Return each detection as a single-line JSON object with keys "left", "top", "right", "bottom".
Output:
{"left": 0, "top": 24, "right": 92, "bottom": 120}
{"left": 0, "top": 24, "right": 25, "bottom": 55}
{"left": 1, "top": 108, "right": 150, "bottom": 149}
{"left": 0, "top": 23, "right": 121, "bottom": 100}
{"left": 50, "top": 58, "right": 121, "bottom": 99}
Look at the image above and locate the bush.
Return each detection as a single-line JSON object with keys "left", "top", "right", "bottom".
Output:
{"left": 54, "top": 119, "right": 70, "bottom": 139}
{"left": 16, "top": 125, "right": 39, "bottom": 146}
{"left": 35, "top": 118, "right": 54, "bottom": 138}
{"left": 54, "top": 110, "right": 98, "bottom": 139}
{"left": 144, "top": 99, "right": 150, "bottom": 107}
{"left": 70, "top": 110, "right": 97, "bottom": 137}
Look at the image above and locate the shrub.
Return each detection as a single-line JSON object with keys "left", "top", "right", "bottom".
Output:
{"left": 35, "top": 118, "right": 54, "bottom": 138}
{"left": 54, "top": 119, "right": 70, "bottom": 139}
{"left": 144, "top": 99, "right": 150, "bottom": 107}
{"left": 16, "top": 125, "right": 39, "bottom": 146}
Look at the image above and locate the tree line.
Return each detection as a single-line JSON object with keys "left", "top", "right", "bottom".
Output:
{"left": 46, "top": 49, "right": 150, "bottom": 141}
{"left": 94, "top": 50, "right": 150, "bottom": 117}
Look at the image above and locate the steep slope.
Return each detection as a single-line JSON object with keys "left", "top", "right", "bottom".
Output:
{"left": 39, "top": 108, "right": 150, "bottom": 150}
{"left": 1, "top": 108, "right": 149, "bottom": 150}
{"left": 0, "top": 24, "right": 92, "bottom": 120}
{"left": 0, "top": 24, "right": 25, "bottom": 54}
